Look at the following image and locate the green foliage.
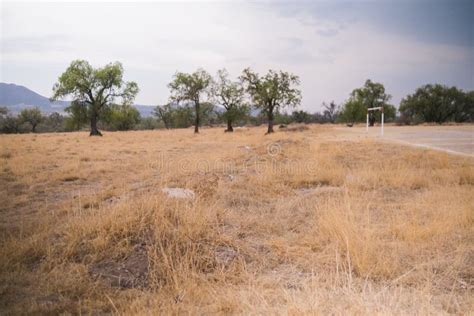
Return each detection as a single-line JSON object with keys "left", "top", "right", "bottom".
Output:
{"left": 52, "top": 60, "right": 139, "bottom": 135}
{"left": 274, "top": 111, "right": 292, "bottom": 125}
{"left": 240, "top": 68, "right": 301, "bottom": 133}
{"left": 136, "top": 117, "right": 160, "bottom": 130}
{"left": 168, "top": 69, "right": 212, "bottom": 133}
{"left": 1, "top": 115, "right": 23, "bottom": 133}
{"left": 173, "top": 105, "right": 195, "bottom": 128}
{"left": 212, "top": 69, "right": 249, "bottom": 131}
{"left": 104, "top": 104, "right": 141, "bottom": 131}
{"left": 291, "top": 110, "right": 311, "bottom": 123}
{"left": 64, "top": 100, "right": 89, "bottom": 130}
{"left": 154, "top": 102, "right": 218, "bottom": 129}
{"left": 19, "top": 107, "right": 44, "bottom": 132}
{"left": 154, "top": 104, "right": 174, "bottom": 129}
{"left": 169, "top": 69, "right": 212, "bottom": 104}
{"left": 198, "top": 102, "right": 216, "bottom": 125}
{"left": 45, "top": 112, "right": 66, "bottom": 132}
{"left": 400, "top": 84, "right": 473, "bottom": 124}
{"left": 351, "top": 79, "right": 392, "bottom": 126}
{"left": 338, "top": 99, "right": 366, "bottom": 124}
{"left": 351, "top": 79, "right": 391, "bottom": 107}
{"left": 380, "top": 104, "right": 397, "bottom": 122}
{"left": 1, "top": 110, "right": 69, "bottom": 133}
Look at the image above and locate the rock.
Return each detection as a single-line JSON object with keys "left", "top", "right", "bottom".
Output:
{"left": 215, "top": 246, "right": 238, "bottom": 265}
{"left": 162, "top": 187, "right": 195, "bottom": 199}
{"left": 294, "top": 186, "right": 342, "bottom": 196}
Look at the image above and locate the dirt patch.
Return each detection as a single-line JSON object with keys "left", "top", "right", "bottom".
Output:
{"left": 162, "top": 187, "right": 195, "bottom": 199}
{"left": 89, "top": 246, "right": 149, "bottom": 289}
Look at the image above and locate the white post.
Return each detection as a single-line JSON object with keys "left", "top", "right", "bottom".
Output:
{"left": 381, "top": 112, "right": 384, "bottom": 136}
{"left": 366, "top": 113, "right": 369, "bottom": 133}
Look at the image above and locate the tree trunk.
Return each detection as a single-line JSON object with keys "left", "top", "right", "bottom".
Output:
{"left": 267, "top": 109, "right": 274, "bottom": 134}
{"left": 226, "top": 119, "right": 233, "bottom": 132}
{"left": 194, "top": 102, "right": 200, "bottom": 133}
{"left": 32, "top": 124, "right": 37, "bottom": 133}
{"left": 369, "top": 112, "right": 375, "bottom": 126}
{"left": 90, "top": 115, "right": 102, "bottom": 136}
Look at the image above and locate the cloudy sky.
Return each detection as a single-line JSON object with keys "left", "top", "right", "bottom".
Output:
{"left": 1, "top": 0, "right": 473, "bottom": 111}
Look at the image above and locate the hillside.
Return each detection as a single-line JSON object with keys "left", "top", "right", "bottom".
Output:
{"left": 0, "top": 83, "right": 69, "bottom": 113}
{"left": 0, "top": 83, "right": 155, "bottom": 117}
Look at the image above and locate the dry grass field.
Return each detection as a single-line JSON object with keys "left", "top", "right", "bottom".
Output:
{"left": 0, "top": 125, "right": 473, "bottom": 314}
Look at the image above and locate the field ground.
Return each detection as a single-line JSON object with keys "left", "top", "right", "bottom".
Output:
{"left": 340, "top": 125, "right": 473, "bottom": 156}
{"left": 0, "top": 124, "right": 473, "bottom": 314}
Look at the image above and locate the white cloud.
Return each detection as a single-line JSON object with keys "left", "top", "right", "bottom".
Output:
{"left": 1, "top": 1, "right": 472, "bottom": 109}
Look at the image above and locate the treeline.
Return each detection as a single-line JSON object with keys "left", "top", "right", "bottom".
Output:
{"left": 399, "top": 84, "right": 473, "bottom": 124}
{"left": 1, "top": 60, "right": 472, "bottom": 135}
{"left": 0, "top": 103, "right": 340, "bottom": 134}
{"left": 337, "top": 80, "right": 473, "bottom": 126}
{"left": 0, "top": 105, "right": 145, "bottom": 134}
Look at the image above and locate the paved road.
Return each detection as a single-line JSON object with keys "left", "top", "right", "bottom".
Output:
{"left": 338, "top": 125, "right": 474, "bottom": 156}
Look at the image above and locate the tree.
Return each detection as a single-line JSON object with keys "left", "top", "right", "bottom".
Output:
{"left": 400, "top": 84, "right": 473, "bottom": 124}
{"left": 168, "top": 69, "right": 212, "bottom": 133}
{"left": 351, "top": 79, "right": 391, "bottom": 126}
{"left": 212, "top": 69, "right": 248, "bottom": 132}
{"left": 291, "top": 110, "right": 311, "bottom": 123}
{"left": 338, "top": 99, "right": 366, "bottom": 125}
{"left": 105, "top": 104, "right": 141, "bottom": 131}
{"left": 0, "top": 107, "right": 7, "bottom": 117}
{"left": 173, "top": 105, "right": 195, "bottom": 128}
{"left": 240, "top": 68, "right": 301, "bottom": 134}
{"left": 322, "top": 101, "right": 338, "bottom": 123}
{"left": 376, "top": 104, "right": 397, "bottom": 122}
{"left": 19, "top": 107, "right": 44, "bottom": 132}
{"left": 2, "top": 115, "right": 22, "bottom": 133}
{"left": 46, "top": 112, "right": 65, "bottom": 132}
{"left": 137, "top": 117, "right": 160, "bottom": 130}
{"left": 454, "top": 90, "right": 474, "bottom": 123}
{"left": 154, "top": 104, "right": 174, "bottom": 129}
{"left": 51, "top": 60, "right": 139, "bottom": 136}
{"left": 198, "top": 102, "right": 218, "bottom": 126}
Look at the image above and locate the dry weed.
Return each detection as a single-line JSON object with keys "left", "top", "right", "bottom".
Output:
{"left": 0, "top": 125, "right": 472, "bottom": 314}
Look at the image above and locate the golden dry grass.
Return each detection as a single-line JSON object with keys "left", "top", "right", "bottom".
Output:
{"left": 0, "top": 125, "right": 473, "bottom": 314}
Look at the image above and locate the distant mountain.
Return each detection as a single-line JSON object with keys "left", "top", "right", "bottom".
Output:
{"left": 134, "top": 104, "right": 156, "bottom": 117}
{"left": 0, "top": 83, "right": 156, "bottom": 117}
{"left": 0, "top": 83, "right": 70, "bottom": 113}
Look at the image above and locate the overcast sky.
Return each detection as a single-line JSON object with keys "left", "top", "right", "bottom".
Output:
{"left": 1, "top": 0, "right": 473, "bottom": 111}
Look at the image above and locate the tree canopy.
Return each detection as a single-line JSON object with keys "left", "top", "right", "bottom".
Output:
{"left": 351, "top": 79, "right": 391, "bottom": 126}
{"left": 399, "top": 84, "right": 473, "bottom": 124}
{"left": 212, "top": 69, "right": 248, "bottom": 132}
{"left": 51, "top": 60, "right": 139, "bottom": 136}
{"left": 338, "top": 99, "right": 366, "bottom": 125}
{"left": 154, "top": 104, "right": 174, "bottom": 129}
{"left": 105, "top": 104, "right": 141, "bottom": 131}
{"left": 19, "top": 107, "right": 43, "bottom": 132}
{"left": 168, "top": 69, "right": 212, "bottom": 133}
{"left": 240, "top": 68, "right": 301, "bottom": 133}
